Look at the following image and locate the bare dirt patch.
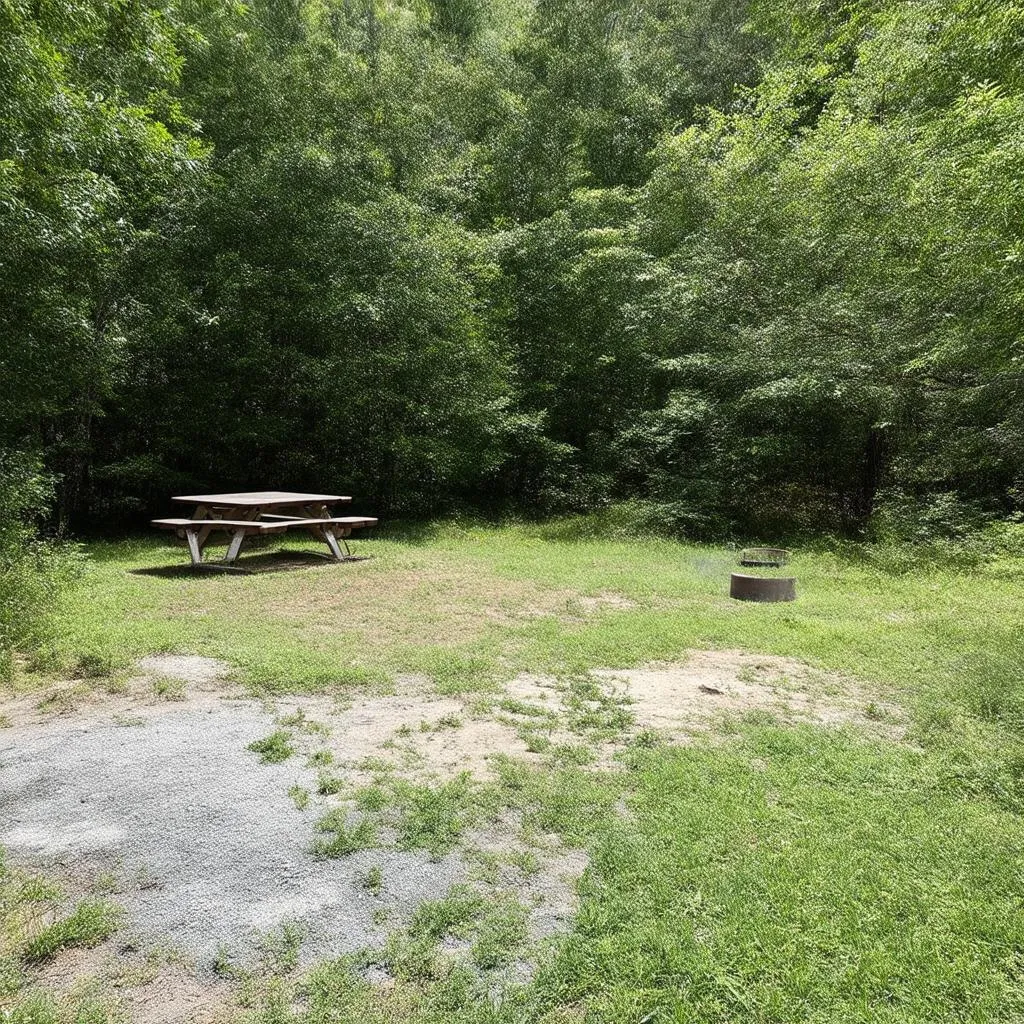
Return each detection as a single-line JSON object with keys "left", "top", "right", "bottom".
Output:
{"left": 30, "top": 943, "right": 234, "bottom": 1024}
{"left": 592, "top": 649, "right": 902, "bottom": 739}
{"left": 0, "top": 655, "right": 239, "bottom": 732}
{"left": 137, "top": 655, "right": 230, "bottom": 686}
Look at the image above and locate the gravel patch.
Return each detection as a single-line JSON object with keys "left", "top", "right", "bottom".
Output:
{"left": 0, "top": 702, "right": 465, "bottom": 970}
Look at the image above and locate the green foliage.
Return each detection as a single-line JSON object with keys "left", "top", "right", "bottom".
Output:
{"left": 0, "top": 455, "right": 75, "bottom": 679}
{"left": 247, "top": 730, "right": 295, "bottom": 764}
{"left": 312, "top": 810, "right": 377, "bottom": 858}
{"left": 21, "top": 900, "right": 121, "bottom": 965}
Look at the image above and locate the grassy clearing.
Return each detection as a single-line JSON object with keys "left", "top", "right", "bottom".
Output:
{"left": 31, "top": 525, "right": 1024, "bottom": 722}
{"left": 7, "top": 521, "right": 1024, "bottom": 1022}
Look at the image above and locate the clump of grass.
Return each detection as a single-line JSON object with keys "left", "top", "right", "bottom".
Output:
{"left": 0, "top": 714, "right": 11, "bottom": 729}
{"left": 152, "top": 676, "right": 185, "bottom": 701}
{"left": 278, "top": 709, "right": 330, "bottom": 736}
{"left": 316, "top": 772, "right": 344, "bottom": 796}
{"left": 393, "top": 774, "right": 490, "bottom": 857}
{"left": 500, "top": 698, "right": 556, "bottom": 720}
{"left": 247, "top": 730, "right": 294, "bottom": 764}
{"left": 312, "top": 811, "right": 377, "bottom": 858}
{"left": 362, "top": 866, "right": 383, "bottom": 893}
{"left": 76, "top": 652, "right": 113, "bottom": 678}
{"left": 471, "top": 899, "right": 529, "bottom": 969}
{"left": 410, "top": 885, "right": 485, "bottom": 939}
{"left": 355, "top": 785, "right": 389, "bottom": 811}
{"left": 288, "top": 785, "right": 310, "bottom": 810}
{"left": 257, "top": 922, "right": 302, "bottom": 976}
{"left": 21, "top": 900, "right": 121, "bottom": 964}
{"left": 551, "top": 742, "right": 596, "bottom": 765}
{"left": 518, "top": 727, "right": 553, "bottom": 754}
{"left": 308, "top": 749, "right": 334, "bottom": 767}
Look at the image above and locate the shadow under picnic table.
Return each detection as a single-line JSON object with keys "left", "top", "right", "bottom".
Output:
{"left": 131, "top": 548, "right": 372, "bottom": 577}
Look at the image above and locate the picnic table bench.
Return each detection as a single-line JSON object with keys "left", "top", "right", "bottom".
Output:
{"left": 152, "top": 491, "right": 377, "bottom": 566}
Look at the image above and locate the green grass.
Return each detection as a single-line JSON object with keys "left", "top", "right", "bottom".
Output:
{"left": 247, "top": 729, "right": 295, "bottom": 764}
{"left": 538, "top": 728, "right": 1024, "bottom": 1022}
{"left": 20, "top": 900, "right": 121, "bottom": 965}
{"left": 11, "top": 521, "right": 1024, "bottom": 1021}
{"left": 312, "top": 811, "right": 377, "bottom": 858}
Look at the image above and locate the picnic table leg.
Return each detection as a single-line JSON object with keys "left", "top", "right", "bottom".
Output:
{"left": 224, "top": 529, "right": 246, "bottom": 563}
{"left": 193, "top": 504, "right": 255, "bottom": 563}
{"left": 300, "top": 503, "right": 347, "bottom": 561}
{"left": 185, "top": 529, "right": 204, "bottom": 566}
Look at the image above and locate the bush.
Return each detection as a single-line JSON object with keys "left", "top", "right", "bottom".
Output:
{"left": 0, "top": 455, "right": 76, "bottom": 681}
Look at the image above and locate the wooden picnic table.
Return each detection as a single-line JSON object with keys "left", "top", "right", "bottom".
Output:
{"left": 152, "top": 490, "right": 377, "bottom": 566}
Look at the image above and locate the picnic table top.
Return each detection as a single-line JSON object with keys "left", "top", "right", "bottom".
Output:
{"left": 172, "top": 491, "right": 350, "bottom": 507}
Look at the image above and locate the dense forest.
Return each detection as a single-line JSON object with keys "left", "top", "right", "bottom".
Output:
{"left": 2, "top": 0, "right": 1024, "bottom": 656}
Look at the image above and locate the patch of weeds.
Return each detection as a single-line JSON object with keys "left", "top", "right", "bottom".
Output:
{"left": 0, "top": 954, "right": 24, "bottom": 998}
{"left": 468, "top": 697, "right": 494, "bottom": 718}
{"left": 372, "top": 906, "right": 390, "bottom": 926}
{"left": 316, "top": 772, "right": 344, "bottom": 796}
{"left": 16, "top": 875, "right": 62, "bottom": 902}
{"left": 471, "top": 899, "right": 529, "bottom": 969}
{"left": 76, "top": 652, "right": 113, "bottom": 678}
{"left": 436, "top": 713, "right": 463, "bottom": 729}
{"left": 379, "top": 931, "right": 441, "bottom": 983}
{"left": 500, "top": 698, "right": 557, "bottom": 721}
{"left": 355, "top": 785, "right": 389, "bottom": 811}
{"left": 396, "top": 723, "right": 414, "bottom": 738}
{"left": 563, "top": 677, "right": 633, "bottom": 737}
{"left": 490, "top": 754, "right": 531, "bottom": 791}
{"left": 91, "top": 871, "right": 120, "bottom": 895}
{"left": 507, "top": 849, "right": 541, "bottom": 875}
{"left": 393, "top": 774, "right": 495, "bottom": 857}
{"left": 257, "top": 922, "right": 302, "bottom": 976}
{"left": 633, "top": 728, "right": 660, "bottom": 748}
{"left": 21, "top": 900, "right": 121, "bottom": 964}
{"left": 409, "top": 885, "right": 486, "bottom": 940}
{"left": 212, "top": 943, "right": 244, "bottom": 980}
{"left": 465, "top": 850, "right": 501, "bottom": 885}
{"left": 864, "top": 701, "right": 893, "bottom": 722}
{"left": 359, "top": 756, "right": 393, "bottom": 774}
{"left": 278, "top": 709, "right": 329, "bottom": 736}
{"left": 288, "top": 785, "right": 310, "bottom": 810}
{"left": 362, "top": 866, "right": 383, "bottom": 893}
{"left": 36, "top": 683, "right": 91, "bottom": 715}
{"left": 307, "top": 748, "right": 334, "bottom": 767}
{"left": 312, "top": 811, "right": 377, "bottom": 858}
{"left": 2, "top": 991, "right": 115, "bottom": 1023}
{"left": 492, "top": 757, "right": 621, "bottom": 846}
{"left": 152, "top": 676, "right": 185, "bottom": 701}
{"left": 247, "top": 730, "right": 294, "bottom": 764}
{"left": 0, "top": 714, "right": 11, "bottom": 729}
{"left": 551, "top": 742, "right": 596, "bottom": 765}
{"left": 519, "top": 727, "right": 553, "bottom": 754}
{"left": 422, "top": 650, "right": 494, "bottom": 696}
{"left": 104, "top": 674, "right": 130, "bottom": 695}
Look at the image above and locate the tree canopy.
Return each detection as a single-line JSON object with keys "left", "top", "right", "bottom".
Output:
{"left": 2, "top": 0, "right": 1022, "bottom": 543}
